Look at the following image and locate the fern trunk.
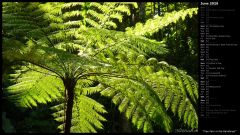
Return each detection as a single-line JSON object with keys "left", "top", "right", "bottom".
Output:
{"left": 63, "top": 78, "right": 76, "bottom": 133}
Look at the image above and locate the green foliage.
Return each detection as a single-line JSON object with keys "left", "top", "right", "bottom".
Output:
{"left": 36, "top": 2, "right": 136, "bottom": 30}
{"left": 6, "top": 65, "right": 63, "bottom": 108}
{"left": 2, "top": 2, "right": 48, "bottom": 40}
{"left": 99, "top": 56, "right": 198, "bottom": 132}
{"left": 100, "top": 77, "right": 173, "bottom": 133}
{"left": 2, "top": 2, "right": 198, "bottom": 133}
{"left": 75, "top": 27, "right": 168, "bottom": 57}
{"left": 85, "top": 2, "right": 134, "bottom": 29}
{"left": 51, "top": 94, "right": 107, "bottom": 133}
{"left": 126, "top": 8, "right": 198, "bottom": 37}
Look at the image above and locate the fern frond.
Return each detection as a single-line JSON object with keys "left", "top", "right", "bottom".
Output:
{"left": 63, "top": 11, "right": 83, "bottom": 20}
{"left": 109, "top": 13, "right": 123, "bottom": 22}
{"left": 39, "top": 2, "right": 64, "bottom": 23}
{"left": 3, "top": 36, "right": 105, "bottom": 79}
{"left": 99, "top": 56, "right": 198, "bottom": 131}
{"left": 51, "top": 94, "right": 107, "bottom": 133}
{"left": 6, "top": 65, "right": 63, "bottom": 108}
{"left": 75, "top": 27, "right": 168, "bottom": 57}
{"left": 114, "top": 5, "right": 131, "bottom": 16}
{"left": 75, "top": 78, "right": 104, "bottom": 95}
{"left": 100, "top": 77, "right": 173, "bottom": 133}
{"left": 126, "top": 8, "right": 198, "bottom": 36}
{"left": 62, "top": 2, "right": 84, "bottom": 10}
{"left": 2, "top": 2, "right": 47, "bottom": 39}
{"left": 141, "top": 61, "right": 198, "bottom": 129}
{"left": 87, "top": 10, "right": 105, "bottom": 22}
{"left": 72, "top": 94, "right": 107, "bottom": 132}
{"left": 85, "top": 2, "right": 132, "bottom": 29}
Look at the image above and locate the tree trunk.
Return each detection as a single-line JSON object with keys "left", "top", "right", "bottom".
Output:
{"left": 139, "top": 2, "right": 146, "bottom": 22}
{"left": 120, "top": 113, "right": 132, "bottom": 132}
{"left": 157, "top": 2, "right": 161, "bottom": 16}
{"left": 153, "top": 2, "right": 156, "bottom": 16}
{"left": 130, "top": 4, "right": 135, "bottom": 26}
{"left": 63, "top": 78, "right": 76, "bottom": 133}
{"left": 151, "top": 2, "right": 153, "bottom": 15}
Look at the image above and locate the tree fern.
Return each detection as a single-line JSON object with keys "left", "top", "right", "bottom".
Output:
{"left": 3, "top": 2, "right": 198, "bottom": 133}
{"left": 3, "top": 35, "right": 108, "bottom": 133}
{"left": 3, "top": 40, "right": 108, "bottom": 133}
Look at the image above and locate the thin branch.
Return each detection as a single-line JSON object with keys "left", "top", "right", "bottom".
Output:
{"left": 22, "top": 59, "right": 63, "bottom": 78}
{"left": 25, "top": 64, "right": 60, "bottom": 78}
